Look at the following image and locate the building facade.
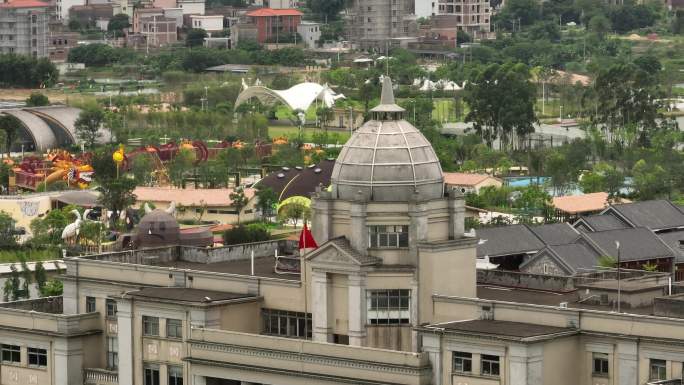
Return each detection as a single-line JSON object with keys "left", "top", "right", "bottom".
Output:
{"left": 0, "top": 0, "right": 50, "bottom": 57}
{"left": 348, "top": 0, "right": 413, "bottom": 50}
{"left": 416, "top": 0, "right": 491, "bottom": 39}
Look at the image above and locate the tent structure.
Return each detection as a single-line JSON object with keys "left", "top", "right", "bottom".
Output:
{"left": 234, "top": 80, "right": 345, "bottom": 119}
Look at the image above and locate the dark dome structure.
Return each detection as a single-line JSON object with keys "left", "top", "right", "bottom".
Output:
{"left": 330, "top": 77, "right": 444, "bottom": 202}
{"left": 135, "top": 210, "right": 180, "bottom": 248}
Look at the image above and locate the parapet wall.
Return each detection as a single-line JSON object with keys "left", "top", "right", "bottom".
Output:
{"left": 180, "top": 239, "right": 297, "bottom": 264}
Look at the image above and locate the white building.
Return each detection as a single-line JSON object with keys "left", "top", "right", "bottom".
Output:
{"left": 56, "top": 0, "right": 85, "bottom": 22}
{"left": 177, "top": 0, "right": 204, "bottom": 15}
{"left": 189, "top": 14, "right": 223, "bottom": 32}
{"left": 297, "top": 20, "right": 321, "bottom": 49}
{"left": 266, "top": 0, "right": 296, "bottom": 8}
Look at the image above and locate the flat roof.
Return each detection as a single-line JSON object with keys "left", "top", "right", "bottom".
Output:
{"left": 155, "top": 256, "right": 300, "bottom": 280}
{"left": 127, "top": 287, "right": 257, "bottom": 304}
{"left": 431, "top": 319, "right": 576, "bottom": 339}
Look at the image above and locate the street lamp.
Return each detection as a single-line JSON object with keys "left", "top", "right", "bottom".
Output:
{"left": 615, "top": 240, "right": 621, "bottom": 313}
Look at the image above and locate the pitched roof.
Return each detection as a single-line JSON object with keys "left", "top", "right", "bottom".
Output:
{"left": 552, "top": 192, "right": 611, "bottom": 214}
{"left": 0, "top": 0, "right": 49, "bottom": 8}
{"left": 133, "top": 187, "right": 255, "bottom": 207}
{"left": 256, "top": 160, "right": 334, "bottom": 202}
{"left": 582, "top": 227, "right": 676, "bottom": 262}
{"left": 246, "top": 7, "right": 302, "bottom": 17}
{"left": 443, "top": 172, "right": 499, "bottom": 187}
{"left": 575, "top": 214, "right": 629, "bottom": 232}
{"left": 476, "top": 224, "right": 545, "bottom": 257}
{"left": 544, "top": 243, "right": 601, "bottom": 274}
{"left": 306, "top": 236, "right": 381, "bottom": 266}
{"left": 607, "top": 200, "right": 684, "bottom": 231}
{"left": 528, "top": 223, "right": 579, "bottom": 245}
{"left": 656, "top": 230, "right": 684, "bottom": 262}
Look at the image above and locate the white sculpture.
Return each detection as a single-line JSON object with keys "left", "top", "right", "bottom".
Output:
{"left": 61, "top": 210, "right": 82, "bottom": 240}
{"left": 144, "top": 202, "right": 153, "bottom": 214}
{"left": 165, "top": 201, "right": 176, "bottom": 216}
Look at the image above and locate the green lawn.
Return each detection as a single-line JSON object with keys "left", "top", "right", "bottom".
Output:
{"left": 0, "top": 248, "right": 61, "bottom": 263}
{"left": 269, "top": 126, "right": 351, "bottom": 144}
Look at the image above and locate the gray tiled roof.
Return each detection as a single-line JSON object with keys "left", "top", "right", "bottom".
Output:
{"left": 546, "top": 243, "right": 601, "bottom": 274}
{"left": 477, "top": 224, "right": 545, "bottom": 258}
{"left": 656, "top": 230, "right": 684, "bottom": 263}
{"left": 578, "top": 214, "right": 630, "bottom": 232}
{"left": 529, "top": 223, "right": 579, "bottom": 245}
{"left": 583, "top": 227, "right": 676, "bottom": 262}
{"left": 609, "top": 200, "right": 684, "bottom": 231}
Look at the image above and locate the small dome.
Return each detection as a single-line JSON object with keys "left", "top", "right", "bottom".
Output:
{"left": 135, "top": 210, "right": 180, "bottom": 248}
{"left": 331, "top": 77, "right": 444, "bottom": 202}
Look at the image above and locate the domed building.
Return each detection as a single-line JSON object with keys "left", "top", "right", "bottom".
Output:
{"left": 306, "top": 77, "right": 477, "bottom": 350}
{"left": 134, "top": 210, "right": 181, "bottom": 249}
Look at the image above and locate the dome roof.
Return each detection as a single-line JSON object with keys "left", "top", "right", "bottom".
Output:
{"left": 135, "top": 210, "right": 180, "bottom": 248}
{"left": 331, "top": 77, "right": 444, "bottom": 202}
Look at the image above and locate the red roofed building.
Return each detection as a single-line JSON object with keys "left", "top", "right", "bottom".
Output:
{"left": 243, "top": 7, "right": 302, "bottom": 44}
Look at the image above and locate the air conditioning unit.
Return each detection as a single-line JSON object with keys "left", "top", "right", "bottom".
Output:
{"left": 559, "top": 302, "right": 568, "bottom": 309}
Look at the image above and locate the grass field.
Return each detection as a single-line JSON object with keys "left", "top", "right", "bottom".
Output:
{"left": 0, "top": 248, "right": 60, "bottom": 263}
{"left": 268, "top": 126, "right": 351, "bottom": 144}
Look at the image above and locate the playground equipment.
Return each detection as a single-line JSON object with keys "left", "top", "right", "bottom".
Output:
{"left": 13, "top": 150, "right": 95, "bottom": 191}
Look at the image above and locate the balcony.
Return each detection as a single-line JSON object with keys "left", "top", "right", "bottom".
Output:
{"left": 84, "top": 368, "right": 118, "bottom": 385}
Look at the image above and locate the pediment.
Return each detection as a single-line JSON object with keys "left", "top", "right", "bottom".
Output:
{"left": 306, "top": 242, "right": 360, "bottom": 266}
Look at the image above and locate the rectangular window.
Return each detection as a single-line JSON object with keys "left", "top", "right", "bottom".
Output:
{"left": 2, "top": 344, "right": 20, "bottom": 363}
{"left": 650, "top": 359, "right": 666, "bottom": 381}
{"left": 261, "top": 309, "right": 312, "bottom": 339}
{"left": 592, "top": 353, "right": 609, "bottom": 376}
{"left": 107, "top": 337, "right": 118, "bottom": 370}
{"left": 453, "top": 351, "right": 472, "bottom": 373}
{"left": 86, "top": 296, "right": 96, "bottom": 313}
{"left": 481, "top": 354, "right": 500, "bottom": 376}
{"left": 369, "top": 225, "right": 409, "bottom": 248}
{"left": 367, "top": 289, "right": 410, "bottom": 325}
{"left": 168, "top": 365, "right": 183, "bottom": 385}
{"left": 167, "top": 319, "right": 182, "bottom": 339}
{"left": 28, "top": 347, "right": 47, "bottom": 367}
{"left": 106, "top": 299, "right": 117, "bottom": 317}
{"left": 144, "top": 364, "right": 160, "bottom": 385}
{"left": 143, "top": 316, "right": 159, "bottom": 336}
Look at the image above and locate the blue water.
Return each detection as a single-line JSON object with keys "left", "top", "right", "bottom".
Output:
{"left": 505, "top": 176, "right": 550, "bottom": 187}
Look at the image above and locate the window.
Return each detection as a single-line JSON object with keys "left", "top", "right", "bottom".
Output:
{"left": 2, "top": 344, "right": 20, "bottom": 363}
{"left": 367, "top": 289, "right": 410, "bottom": 324}
{"left": 167, "top": 319, "right": 182, "bottom": 339}
{"left": 106, "top": 299, "right": 117, "bottom": 317}
{"left": 481, "top": 355, "right": 500, "bottom": 376}
{"left": 28, "top": 348, "right": 47, "bottom": 367}
{"left": 650, "top": 359, "right": 667, "bottom": 381}
{"left": 144, "top": 364, "right": 160, "bottom": 385}
{"left": 262, "top": 309, "right": 312, "bottom": 339}
{"left": 86, "top": 296, "right": 96, "bottom": 313}
{"left": 369, "top": 225, "right": 408, "bottom": 248}
{"left": 143, "top": 316, "right": 159, "bottom": 336}
{"left": 592, "top": 353, "right": 609, "bottom": 376}
{"left": 452, "top": 351, "right": 472, "bottom": 373}
{"left": 168, "top": 365, "right": 183, "bottom": 385}
{"left": 107, "top": 337, "right": 118, "bottom": 369}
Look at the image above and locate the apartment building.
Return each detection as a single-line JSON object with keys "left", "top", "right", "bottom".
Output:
{"left": 0, "top": 0, "right": 50, "bottom": 57}
{"left": 348, "top": 0, "right": 414, "bottom": 50}
{"left": 3, "top": 77, "right": 684, "bottom": 385}
{"left": 417, "top": 0, "right": 491, "bottom": 40}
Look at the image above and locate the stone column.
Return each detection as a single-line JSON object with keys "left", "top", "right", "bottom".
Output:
{"left": 508, "top": 344, "right": 543, "bottom": 385}
{"left": 409, "top": 195, "right": 428, "bottom": 258}
{"left": 117, "top": 298, "right": 134, "bottom": 385}
{"left": 349, "top": 199, "right": 367, "bottom": 256}
{"left": 617, "top": 341, "right": 638, "bottom": 385}
{"left": 421, "top": 334, "right": 442, "bottom": 385}
{"left": 192, "top": 375, "right": 206, "bottom": 385}
{"left": 312, "top": 270, "right": 332, "bottom": 342}
{"left": 54, "top": 337, "right": 83, "bottom": 385}
{"left": 448, "top": 188, "right": 465, "bottom": 239}
{"left": 62, "top": 279, "right": 78, "bottom": 314}
{"left": 311, "top": 189, "right": 332, "bottom": 244}
{"left": 347, "top": 273, "right": 366, "bottom": 346}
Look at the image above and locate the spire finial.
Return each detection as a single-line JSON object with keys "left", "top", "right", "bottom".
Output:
{"left": 380, "top": 76, "right": 396, "bottom": 106}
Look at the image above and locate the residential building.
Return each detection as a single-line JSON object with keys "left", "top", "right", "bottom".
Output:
{"left": 68, "top": 4, "right": 114, "bottom": 28}
{"left": 189, "top": 14, "right": 223, "bottom": 33}
{"left": 0, "top": 0, "right": 50, "bottom": 57}
{"left": 241, "top": 7, "right": 301, "bottom": 44}
{"left": 132, "top": 186, "right": 258, "bottom": 224}
{"left": 55, "top": 0, "right": 85, "bottom": 21}
{"left": 348, "top": 0, "right": 413, "bottom": 50}
{"left": 416, "top": 0, "right": 491, "bottom": 40}
{"left": 48, "top": 23, "right": 78, "bottom": 61}
{"left": 132, "top": 7, "right": 177, "bottom": 47}
{"left": 177, "top": 0, "right": 204, "bottom": 15}
{"left": 297, "top": 20, "right": 320, "bottom": 48}
{"left": 443, "top": 172, "right": 502, "bottom": 194}
{"left": 553, "top": 191, "right": 629, "bottom": 222}
{"left": 265, "top": 0, "right": 296, "bottom": 8}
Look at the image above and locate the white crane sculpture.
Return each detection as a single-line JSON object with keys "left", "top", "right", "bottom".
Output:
{"left": 61, "top": 209, "right": 83, "bottom": 240}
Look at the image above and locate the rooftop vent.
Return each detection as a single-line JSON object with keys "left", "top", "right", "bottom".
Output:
{"left": 277, "top": 173, "right": 285, "bottom": 178}
{"left": 295, "top": 166, "right": 303, "bottom": 170}
{"left": 314, "top": 168, "right": 321, "bottom": 173}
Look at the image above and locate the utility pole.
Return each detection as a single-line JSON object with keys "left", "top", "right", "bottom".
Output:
{"left": 616, "top": 241, "right": 621, "bottom": 313}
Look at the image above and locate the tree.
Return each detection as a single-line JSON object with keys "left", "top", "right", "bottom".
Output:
{"left": 597, "top": 255, "right": 617, "bottom": 268}
{"left": 168, "top": 148, "right": 195, "bottom": 188}
{"left": 255, "top": 187, "right": 277, "bottom": 221}
{"left": 0, "top": 211, "right": 17, "bottom": 249}
{"left": 91, "top": 148, "right": 138, "bottom": 227}
{"left": 278, "top": 202, "right": 310, "bottom": 226}
{"left": 186, "top": 28, "right": 208, "bottom": 47}
{"left": 464, "top": 62, "right": 537, "bottom": 149}
{"left": 229, "top": 187, "right": 248, "bottom": 224}
{"left": 0, "top": 114, "right": 19, "bottom": 158}
{"left": 25, "top": 92, "right": 49, "bottom": 107}
{"left": 498, "top": 0, "right": 540, "bottom": 27}
{"left": 3, "top": 264, "right": 21, "bottom": 301}
{"left": 632, "top": 159, "right": 669, "bottom": 200}
{"left": 316, "top": 106, "right": 334, "bottom": 134}
{"left": 588, "top": 14, "right": 611, "bottom": 38}
{"left": 108, "top": 13, "right": 130, "bottom": 37}
{"left": 41, "top": 279, "right": 63, "bottom": 296}
{"left": 34, "top": 261, "right": 47, "bottom": 296}
{"left": 75, "top": 105, "right": 105, "bottom": 148}
{"left": 306, "top": 0, "right": 346, "bottom": 21}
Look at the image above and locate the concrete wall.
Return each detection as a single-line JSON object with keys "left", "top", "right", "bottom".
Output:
{"left": 180, "top": 239, "right": 297, "bottom": 263}
{"left": 654, "top": 295, "right": 684, "bottom": 318}
{"left": 477, "top": 269, "right": 575, "bottom": 292}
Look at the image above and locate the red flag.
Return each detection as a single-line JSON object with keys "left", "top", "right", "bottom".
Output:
{"left": 299, "top": 223, "right": 318, "bottom": 250}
